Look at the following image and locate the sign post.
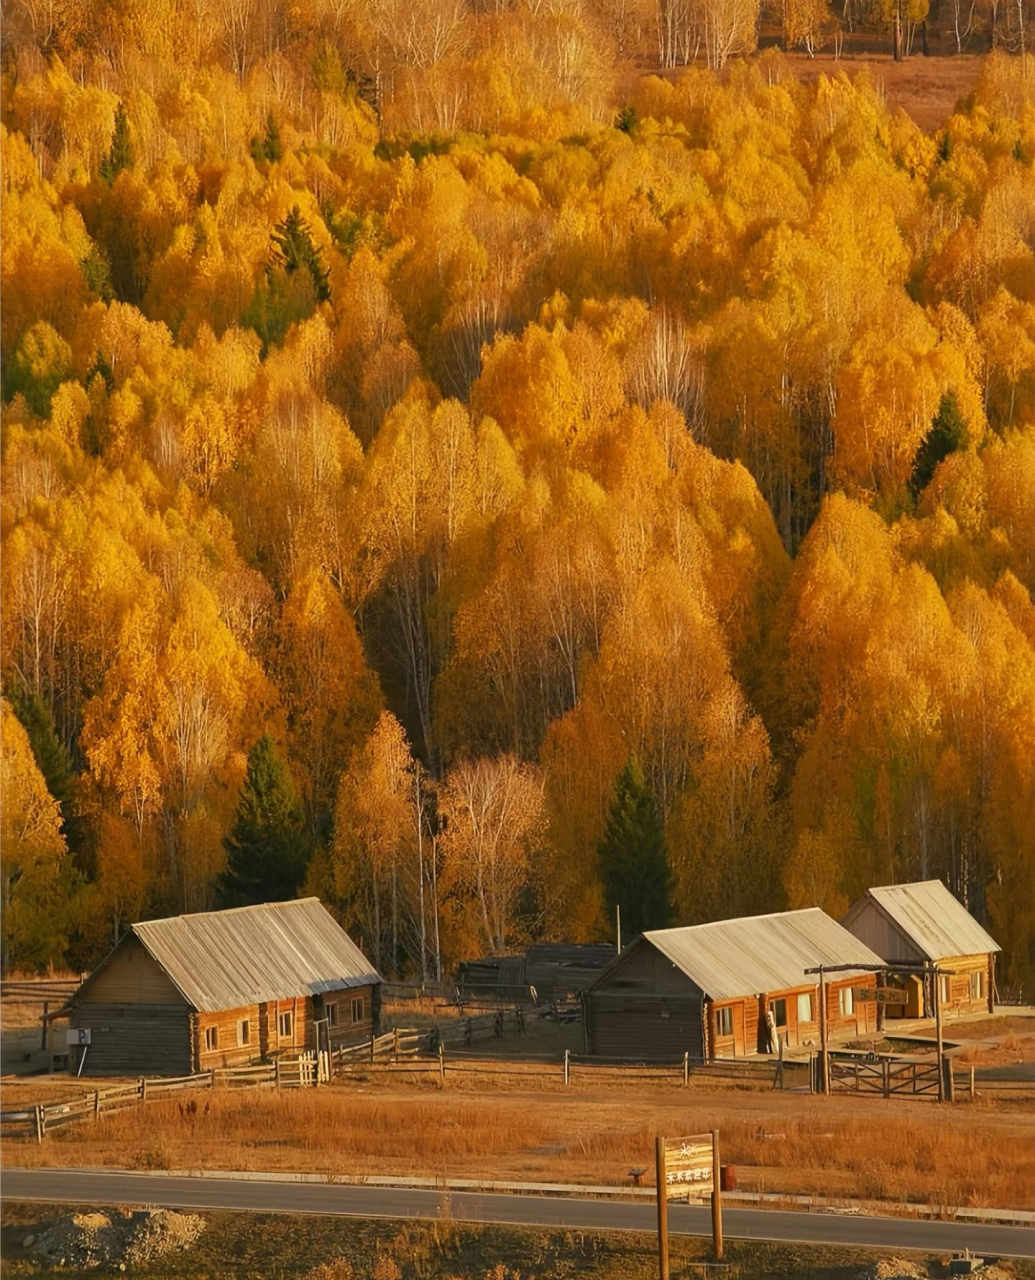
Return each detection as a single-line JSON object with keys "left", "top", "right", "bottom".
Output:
{"left": 655, "top": 1135, "right": 669, "bottom": 1280}
{"left": 657, "top": 1133, "right": 722, "bottom": 1270}
{"left": 711, "top": 1128, "right": 723, "bottom": 1260}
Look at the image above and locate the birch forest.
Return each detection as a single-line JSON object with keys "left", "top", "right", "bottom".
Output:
{"left": 1, "top": 0, "right": 1034, "bottom": 992}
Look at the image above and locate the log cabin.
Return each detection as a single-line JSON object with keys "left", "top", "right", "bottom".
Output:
{"left": 584, "top": 908, "right": 886, "bottom": 1061}
{"left": 841, "top": 880, "right": 999, "bottom": 1019}
{"left": 63, "top": 898, "right": 381, "bottom": 1076}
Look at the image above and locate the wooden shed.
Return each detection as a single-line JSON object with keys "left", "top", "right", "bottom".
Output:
{"left": 841, "top": 880, "right": 999, "bottom": 1019}
{"left": 63, "top": 898, "right": 381, "bottom": 1076}
{"left": 584, "top": 909, "right": 886, "bottom": 1062}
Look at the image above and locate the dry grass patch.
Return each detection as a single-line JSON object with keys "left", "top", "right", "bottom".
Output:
{"left": 4, "top": 1075, "right": 1033, "bottom": 1210}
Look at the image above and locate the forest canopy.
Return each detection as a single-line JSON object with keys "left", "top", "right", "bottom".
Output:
{"left": 1, "top": 4, "right": 1033, "bottom": 992}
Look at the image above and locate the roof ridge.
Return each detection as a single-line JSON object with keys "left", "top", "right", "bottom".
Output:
{"left": 134, "top": 897, "right": 318, "bottom": 927}
{"left": 646, "top": 907, "right": 824, "bottom": 937}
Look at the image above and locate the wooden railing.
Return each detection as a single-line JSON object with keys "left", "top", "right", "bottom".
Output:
{"left": 0, "top": 1055, "right": 317, "bottom": 1142}
{"left": 332, "top": 1040, "right": 779, "bottom": 1088}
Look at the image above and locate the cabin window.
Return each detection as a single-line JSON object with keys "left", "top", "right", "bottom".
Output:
{"left": 715, "top": 1006, "right": 733, "bottom": 1037}
{"left": 238, "top": 1018, "right": 250, "bottom": 1045}
{"left": 939, "top": 974, "right": 950, "bottom": 1005}
{"left": 770, "top": 998, "right": 787, "bottom": 1027}
{"left": 326, "top": 1002, "right": 338, "bottom": 1026}
{"left": 839, "top": 987, "right": 854, "bottom": 1017}
{"left": 970, "top": 971, "right": 984, "bottom": 1000}
{"left": 351, "top": 996, "right": 364, "bottom": 1023}
{"left": 279, "top": 1010, "right": 293, "bottom": 1039}
{"left": 204, "top": 1026, "right": 218, "bottom": 1052}
{"left": 797, "top": 992, "right": 813, "bottom": 1023}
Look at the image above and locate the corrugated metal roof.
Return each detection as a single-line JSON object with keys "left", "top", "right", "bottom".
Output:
{"left": 128, "top": 898, "right": 381, "bottom": 1012}
{"left": 848, "top": 880, "right": 1000, "bottom": 961}
{"left": 639, "top": 909, "right": 886, "bottom": 1002}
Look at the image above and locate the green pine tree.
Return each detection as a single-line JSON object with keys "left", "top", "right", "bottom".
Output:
{"left": 909, "top": 390, "right": 969, "bottom": 498}
{"left": 100, "top": 102, "right": 134, "bottom": 183}
{"left": 271, "top": 206, "right": 331, "bottom": 303}
{"left": 7, "top": 683, "right": 85, "bottom": 861}
{"left": 216, "top": 736, "right": 311, "bottom": 908}
{"left": 598, "top": 758, "right": 673, "bottom": 941}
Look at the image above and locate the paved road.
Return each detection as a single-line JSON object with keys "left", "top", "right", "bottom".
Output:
{"left": 3, "top": 1169, "right": 1033, "bottom": 1258}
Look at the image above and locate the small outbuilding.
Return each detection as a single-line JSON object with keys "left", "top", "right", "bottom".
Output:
{"left": 64, "top": 898, "right": 381, "bottom": 1076}
{"left": 584, "top": 908, "right": 886, "bottom": 1062}
{"left": 841, "top": 880, "right": 999, "bottom": 1019}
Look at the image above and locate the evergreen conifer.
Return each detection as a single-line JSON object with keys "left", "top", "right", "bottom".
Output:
{"left": 216, "top": 736, "right": 310, "bottom": 907}
{"left": 100, "top": 103, "right": 134, "bottom": 182}
{"left": 597, "top": 758, "right": 673, "bottom": 941}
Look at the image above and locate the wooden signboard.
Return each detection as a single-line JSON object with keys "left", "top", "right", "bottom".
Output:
{"left": 853, "top": 987, "right": 909, "bottom": 1005}
{"left": 662, "top": 1134, "right": 714, "bottom": 1199}
{"left": 655, "top": 1130, "right": 722, "bottom": 1280}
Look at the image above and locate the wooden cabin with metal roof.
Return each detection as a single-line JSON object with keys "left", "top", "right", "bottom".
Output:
{"left": 841, "top": 880, "right": 999, "bottom": 1019}
{"left": 583, "top": 909, "right": 886, "bottom": 1062}
{"left": 62, "top": 899, "right": 381, "bottom": 1076}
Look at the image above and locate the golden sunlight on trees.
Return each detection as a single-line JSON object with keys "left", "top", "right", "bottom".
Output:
{"left": 1, "top": 38, "right": 1033, "bottom": 985}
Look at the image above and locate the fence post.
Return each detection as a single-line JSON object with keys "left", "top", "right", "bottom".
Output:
{"left": 275, "top": 1058, "right": 282, "bottom": 1090}
{"left": 883, "top": 1057, "right": 890, "bottom": 1099}
{"left": 393, "top": 1028, "right": 400, "bottom": 1062}
{"left": 564, "top": 1048, "right": 570, "bottom": 1086}
{"left": 35, "top": 1104, "right": 44, "bottom": 1143}
{"left": 969, "top": 1066, "right": 975, "bottom": 1099}
{"left": 683, "top": 1051, "right": 689, "bottom": 1087}
{"left": 94, "top": 1090, "right": 100, "bottom": 1119}
{"left": 438, "top": 1042, "right": 445, "bottom": 1082}
{"left": 943, "top": 1056, "right": 955, "bottom": 1103}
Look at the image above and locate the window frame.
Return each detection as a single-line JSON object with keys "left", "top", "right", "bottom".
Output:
{"left": 351, "top": 995, "right": 364, "bottom": 1024}
{"left": 204, "top": 1025, "right": 218, "bottom": 1052}
{"left": 797, "top": 991, "right": 813, "bottom": 1023}
{"left": 970, "top": 970, "right": 984, "bottom": 1001}
{"left": 714, "top": 1006, "right": 733, "bottom": 1037}
{"left": 939, "top": 974, "right": 951, "bottom": 1005}
{"left": 326, "top": 1002, "right": 338, "bottom": 1027}
{"left": 278, "top": 1010, "right": 293, "bottom": 1039}
{"left": 237, "top": 1018, "right": 250, "bottom": 1046}
{"left": 838, "top": 986, "right": 854, "bottom": 1017}
{"left": 771, "top": 997, "right": 787, "bottom": 1028}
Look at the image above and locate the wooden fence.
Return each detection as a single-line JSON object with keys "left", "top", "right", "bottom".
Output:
{"left": 333, "top": 1040, "right": 779, "bottom": 1088}
{"left": 0, "top": 1055, "right": 317, "bottom": 1142}
{"left": 827, "top": 1053, "right": 942, "bottom": 1098}
{"left": 1, "top": 979, "right": 82, "bottom": 1004}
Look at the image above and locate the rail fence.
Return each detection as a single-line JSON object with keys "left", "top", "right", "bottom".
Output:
{"left": 1, "top": 980, "right": 83, "bottom": 1004}
{"left": 0, "top": 1055, "right": 317, "bottom": 1142}
{"left": 334, "top": 1038, "right": 780, "bottom": 1088}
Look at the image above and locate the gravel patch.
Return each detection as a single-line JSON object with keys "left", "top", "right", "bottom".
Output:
{"left": 31, "top": 1207, "right": 205, "bottom": 1268}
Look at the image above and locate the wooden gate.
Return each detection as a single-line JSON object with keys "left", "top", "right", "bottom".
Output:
{"left": 827, "top": 1053, "right": 941, "bottom": 1098}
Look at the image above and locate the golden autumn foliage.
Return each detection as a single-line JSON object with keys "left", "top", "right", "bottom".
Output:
{"left": 1, "top": 32, "right": 1034, "bottom": 985}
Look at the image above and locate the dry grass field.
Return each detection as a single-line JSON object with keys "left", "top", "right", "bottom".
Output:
{"left": 4, "top": 1067, "right": 1033, "bottom": 1211}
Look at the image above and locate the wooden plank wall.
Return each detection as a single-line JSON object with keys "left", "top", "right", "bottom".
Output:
{"left": 71, "top": 1004, "right": 192, "bottom": 1076}
{"left": 936, "top": 953, "right": 995, "bottom": 1017}
{"left": 77, "top": 939, "right": 187, "bottom": 1007}
{"left": 193, "top": 1003, "right": 265, "bottom": 1070}
{"left": 322, "top": 985, "right": 375, "bottom": 1047}
{"left": 586, "top": 992, "right": 705, "bottom": 1060}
